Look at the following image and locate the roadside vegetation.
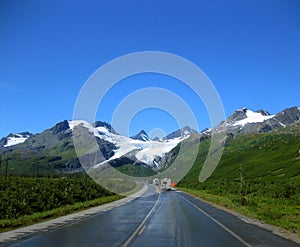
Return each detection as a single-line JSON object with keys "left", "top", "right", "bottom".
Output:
{"left": 116, "top": 164, "right": 157, "bottom": 177}
{"left": 176, "top": 127, "right": 300, "bottom": 236}
{"left": 0, "top": 174, "right": 123, "bottom": 232}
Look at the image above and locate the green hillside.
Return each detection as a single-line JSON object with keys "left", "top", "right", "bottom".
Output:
{"left": 116, "top": 164, "right": 157, "bottom": 177}
{"left": 176, "top": 122, "right": 300, "bottom": 235}
{"left": 0, "top": 145, "right": 78, "bottom": 177}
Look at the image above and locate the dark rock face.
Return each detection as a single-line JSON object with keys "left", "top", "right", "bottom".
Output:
{"left": 130, "top": 130, "right": 150, "bottom": 141}
{"left": 93, "top": 121, "right": 118, "bottom": 134}
{"left": 108, "top": 153, "right": 148, "bottom": 168}
{"left": 163, "top": 126, "right": 198, "bottom": 140}
{"left": 227, "top": 107, "right": 248, "bottom": 122}
{"left": 6, "top": 132, "right": 33, "bottom": 138}
{"left": 64, "top": 158, "right": 82, "bottom": 172}
{"left": 258, "top": 124, "right": 273, "bottom": 133}
{"left": 273, "top": 106, "right": 300, "bottom": 125}
{"left": 256, "top": 110, "right": 271, "bottom": 116}
{"left": 51, "top": 120, "right": 69, "bottom": 135}
{"left": 0, "top": 137, "right": 7, "bottom": 148}
{"left": 96, "top": 138, "right": 117, "bottom": 160}
{"left": 254, "top": 107, "right": 300, "bottom": 133}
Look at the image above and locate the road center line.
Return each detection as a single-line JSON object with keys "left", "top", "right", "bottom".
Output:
{"left": 122, "top": 189, "right": 161, "bottom": 247}
{"left": 177, "top": 192, "right": 251, "bottom": 247}
{"left": 138, "top": 226, "right": 146, "bottom": 236}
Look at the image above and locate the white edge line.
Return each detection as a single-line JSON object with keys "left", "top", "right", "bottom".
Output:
{"left": 122, "top": 190, "right": 161, "bottom": 247}
{"left": 177, "top": 192, "right": 252, "bottom": 247}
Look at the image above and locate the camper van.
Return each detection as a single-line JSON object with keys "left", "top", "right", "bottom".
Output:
{"left": 160, "top": 178, "right": 172, "bottom": 191}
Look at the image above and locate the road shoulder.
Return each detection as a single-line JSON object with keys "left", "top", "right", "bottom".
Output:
{"left": 177, "top": 189, "right": 300, "bottom": 245}
{"left": 0, "top": 185, "right": 148, "bottom": 246}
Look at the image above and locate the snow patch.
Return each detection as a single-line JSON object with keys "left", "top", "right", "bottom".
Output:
{"left": 135, "top": 137, "right": 183, "bottom": 165}
{"left": 68, "top": 120, "right": 94, "bottom": 133}
{"left": 4, "top": 134, "right": 30, "bottom": 147}
{"left": 233, "top": 110, "right": 274, "bottom": 127}
{"left": 279, "top": 122, "right": 286, "bottom": 128}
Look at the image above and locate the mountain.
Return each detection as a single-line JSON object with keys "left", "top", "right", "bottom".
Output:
{"left": 160, "top": 107, "right": 300, "bottom": 186}
{"left": 0, "top": 106, "right": 299, "bottom": 176}
{"left": 130, "top": 130, "right": 150, "bottom": 141}
{"left": 163, "top": 126, "right": 198, "bottom": 140}
{"left": 224, "top": 106, "right": 300, "bottom": 136}
{"left": 0, "top": 120, "right": 196, "bottom": 175}
{"left": 76, "top": 121, "right": 194, "bottom": 169}
{"left": 152, "top": 106, "right": 300, "bottom": 175}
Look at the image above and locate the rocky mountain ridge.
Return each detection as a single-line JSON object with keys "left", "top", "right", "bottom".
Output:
{"left": 0, "top": 106, "right": 299, "bottom": 174}
{"left": 224, "top": 106, "right": 300, "bottom": 137}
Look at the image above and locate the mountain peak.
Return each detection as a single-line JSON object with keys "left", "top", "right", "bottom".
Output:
{"left": 274, "top": 106, "right": 300, "bottom": 125}
{"left": 255, "top": 109, "right": 271, "bottom": 116}
{"left": 228, "top": 107, "right": 274, "bottom": 126}
{"left": 228, "top": 108, "right": 248, "bottom": 122}
{"left": 231, "top": 109, "right": 274, "bottom": 127}
{"left": 163, "top": 126, "right": 198, "bottom": 140}
{"left": 224, "top": 106, "right": 300, "bottom": 135}
{"left": 93, "top": 121, "right": 118, "bottom": 134}
{"left": 50, "top": 120, "right": 69, "bottom": 135}
{"left": 130, "top": 130, "right": 150, "bottom": 141}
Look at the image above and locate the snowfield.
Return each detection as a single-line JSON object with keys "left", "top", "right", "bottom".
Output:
{"left": 233, "top": 109, "right": 274, "bottom": 126}
{"left": 69, "top": 120, "right": 190, "bottom": 167}
{"left": 4, "top": 134, "right": 30, "bottom": 147}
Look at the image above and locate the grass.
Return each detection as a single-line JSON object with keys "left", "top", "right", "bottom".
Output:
{"left": 0, "top": 194, "right": 123, "bottom": 233}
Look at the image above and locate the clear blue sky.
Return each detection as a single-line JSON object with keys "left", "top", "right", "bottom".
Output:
{"left": 1, "top": 0, "right": 300, "bottom": 137}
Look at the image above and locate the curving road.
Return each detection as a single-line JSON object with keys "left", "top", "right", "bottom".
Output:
{"left": 9, "top": 186, "right": 298, "bottom": 247}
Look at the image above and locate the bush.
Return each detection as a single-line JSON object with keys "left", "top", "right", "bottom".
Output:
{"left": 0, "top": 175, "right": 113, "bottom": 220}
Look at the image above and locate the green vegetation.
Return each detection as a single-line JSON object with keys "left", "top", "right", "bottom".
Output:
{"left": 176, "top": 126, "right": 300, "bottom": 236}
{"left": 116, "top": 164, "right": 157, "bottom": 177}
{"left": 0, "top": 194, "right": 122, "bottom": 232}
{"left": 0, "top": 174, "right": 123, "bottom": 232}
{"left": 0, "top": 141, "right": 79, "bottom": 177}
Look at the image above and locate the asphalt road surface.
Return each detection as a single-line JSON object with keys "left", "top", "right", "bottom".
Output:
{"left": 9, "top": 186, "right": 298, "bottom": 247}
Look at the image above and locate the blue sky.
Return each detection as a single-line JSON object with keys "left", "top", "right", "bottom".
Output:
{"left": 0, "top": 0, "right": 300, "bottom": 137}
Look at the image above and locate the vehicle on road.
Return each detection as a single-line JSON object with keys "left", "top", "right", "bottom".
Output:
{"left": 153, "top": 178, "right": 159, "bottom": 186}
{"left": 161, "top": 178, "right": 172, "bottom": 191}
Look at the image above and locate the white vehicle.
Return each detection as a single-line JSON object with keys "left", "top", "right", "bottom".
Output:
{"left": 160, "top": 178, "right": 172, "bottom": 191}
{"left": 153, "top": 178, "right": 159, "bottom": 186}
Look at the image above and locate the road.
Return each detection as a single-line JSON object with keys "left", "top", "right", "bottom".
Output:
{"left": 8, "top": 185, "right": 298, "bottom": 247}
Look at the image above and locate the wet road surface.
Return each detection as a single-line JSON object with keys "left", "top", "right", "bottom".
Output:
{"left": 9, "top": 186, "right": 298, "bottom": 247}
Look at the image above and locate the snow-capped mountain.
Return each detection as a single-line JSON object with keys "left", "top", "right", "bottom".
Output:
{"left": 0, "top": 132, "right": 32, "bottom": 148}
{"left": 225, "top": 106, "right": 300, "bottom": 136}
{"left": 228, "top": 107, "right": 274, "bottom": 126}
{"left": 69, "top": 120, "right": 194, "bottom": 169}
{"left": 163, "top": 126, "right": 198, "bottom": 140}
{"left": 0, "top": 106, "right": 298, "bottom": 174}
{"left": 130, "top": 130, "right": 151, "bottom": 142}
